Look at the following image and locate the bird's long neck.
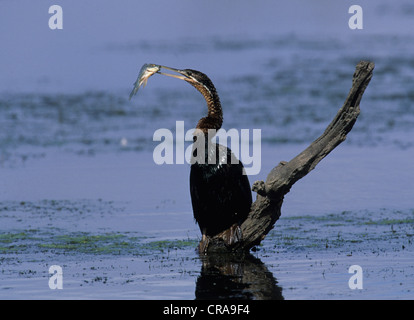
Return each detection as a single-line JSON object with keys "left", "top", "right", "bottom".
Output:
{"left": 191, "top": 82, "right": 223, "bottom": 136}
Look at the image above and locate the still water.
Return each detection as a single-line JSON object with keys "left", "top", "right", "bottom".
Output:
{"left": 1, "top": 1, "right": 413, "bottom": 299}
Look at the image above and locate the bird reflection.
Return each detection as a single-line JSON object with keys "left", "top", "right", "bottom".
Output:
{"left": 195, "top": 253, "right": 283, "bottom": 300}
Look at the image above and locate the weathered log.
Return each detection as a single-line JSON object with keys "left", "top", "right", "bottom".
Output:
{"left": 204, "top": 60, "right": 375, "bottom": 254}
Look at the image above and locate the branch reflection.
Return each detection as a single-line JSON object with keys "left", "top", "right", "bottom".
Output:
{"left": 195, "top": 253, "right": 283, "bottom": 300}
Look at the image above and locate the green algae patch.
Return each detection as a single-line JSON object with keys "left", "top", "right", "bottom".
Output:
{"left": 363, "top": 217, "right": 414, "bottom": 226}
{"left": 0, "top": 228, "right": 198, "bottom": 256}
{"left": 35, "top": 232, "right": 198, "bottom": 256}
{"left": 0, "top": 232, "right": 30, "bottom": 243}
{"left": 38, "top": 233, "right": 137, "bottom": 254}
{"left": 0, "top": 230, "right": 43, "bottom": 253}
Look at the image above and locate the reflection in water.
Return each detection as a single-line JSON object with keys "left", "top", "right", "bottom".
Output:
{"left": 195, "top": 253, "right": 283, "bottom": 300}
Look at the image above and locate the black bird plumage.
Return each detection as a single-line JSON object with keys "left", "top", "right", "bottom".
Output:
{"left": 190, "top": 139, "right": 252, "bottom": 238}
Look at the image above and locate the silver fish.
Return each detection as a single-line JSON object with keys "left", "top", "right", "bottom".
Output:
{"left": 129, "top": 63, "right": 160, "bottom": 100}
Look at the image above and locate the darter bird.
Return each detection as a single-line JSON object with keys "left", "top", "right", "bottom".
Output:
{"left": 130, "top": 64, "right": 253, "bottom": 253}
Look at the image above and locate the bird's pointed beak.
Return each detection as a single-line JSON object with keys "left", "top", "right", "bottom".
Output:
{"left": 157, "top": 66, "right": 189, "bottom": 81}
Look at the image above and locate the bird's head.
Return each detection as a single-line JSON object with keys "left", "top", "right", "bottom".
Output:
{"left": 152, "top": 65, "right": 223, "bottom": 135}
{"left": 157, "top": 66, "right": 217, "bottom": 99}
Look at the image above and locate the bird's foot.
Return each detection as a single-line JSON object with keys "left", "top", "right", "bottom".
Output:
{"left": 223, "top": 224, "right": 242, "bottom": 246}
{"left": 198, "top": 234, "right": 210, "bottom": 255}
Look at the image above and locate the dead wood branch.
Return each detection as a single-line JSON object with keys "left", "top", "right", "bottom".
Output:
{"left": 205, "top": 60, "right": 375, "bottom": 254}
